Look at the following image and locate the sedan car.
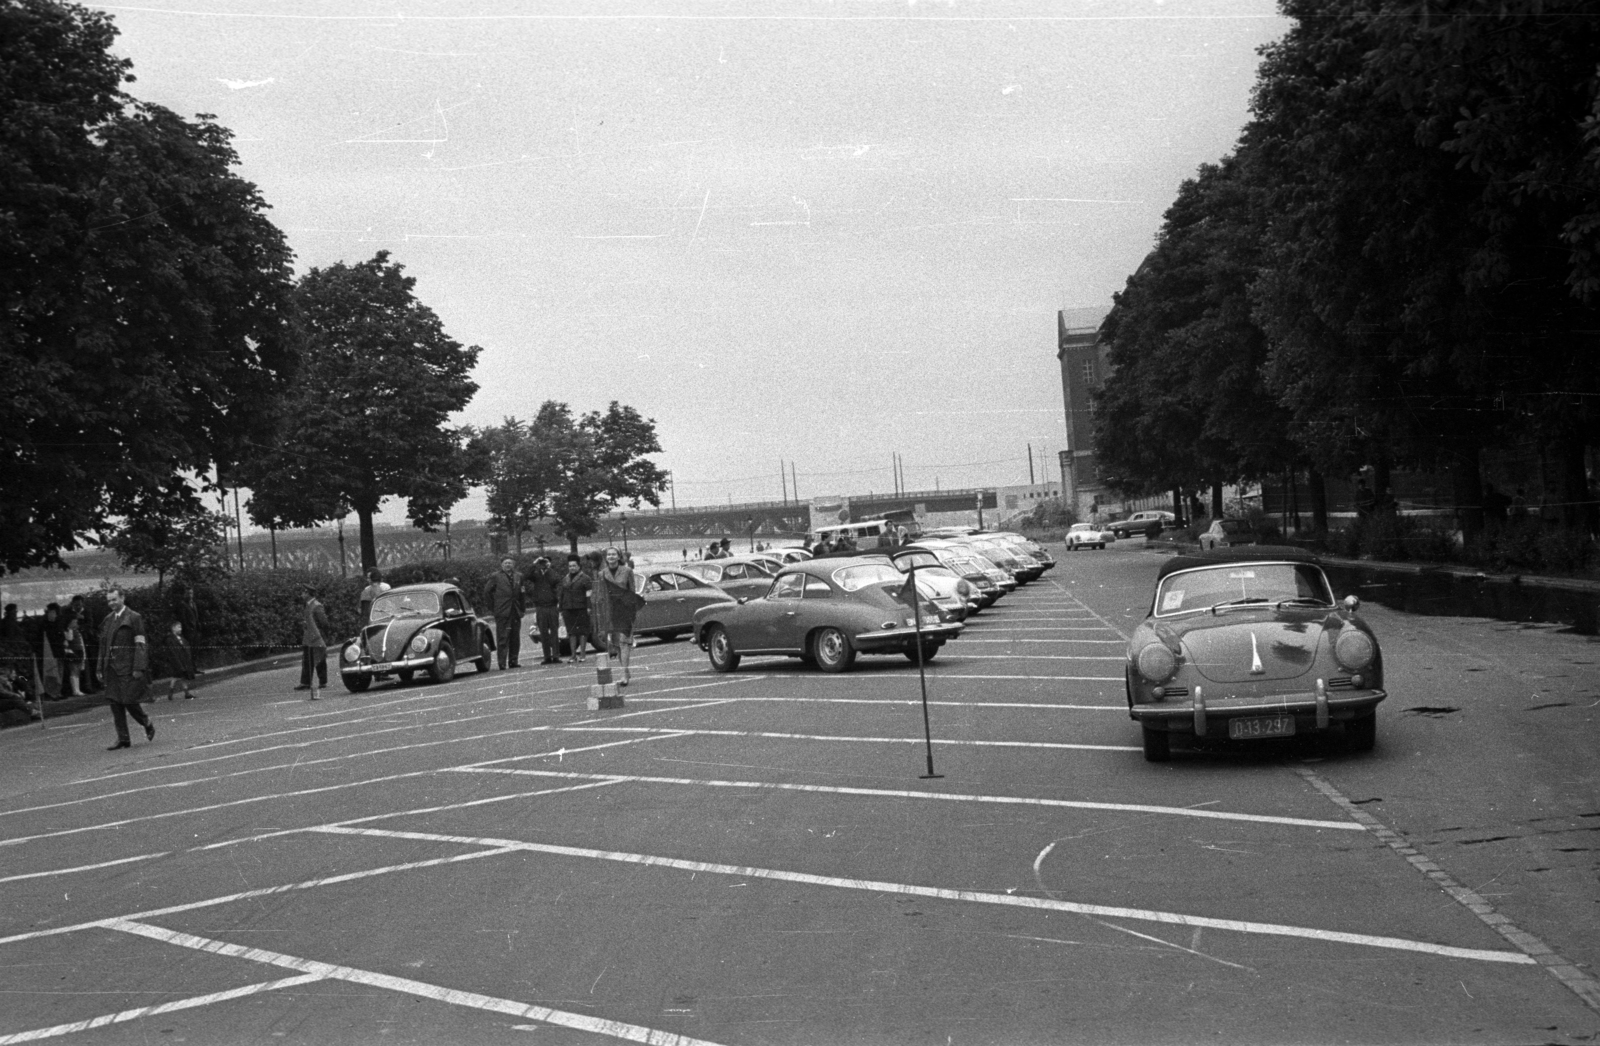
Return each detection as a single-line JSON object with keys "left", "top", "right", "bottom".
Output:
{"left": 693, "top": 557, "right": 963, "bottom": 673}
{"left": 1124, "top": 548, "right": 1385, "bottom": 761}
{"left": 1198, "top": 519, "right": 1261, "bottom": 550}
{"left": 633, "top": 567, "right": 736, "bottom": 640}
{"left": 679, "top": 556, "right": 780, "bottom": 601}
{"left": 1110, "top": 510, "right": 1177, "bottom": 540}
{"left": 1064, "top": 522, "right": 1116, "bottom": 550}
{"left": 340, "top": 583, "right": 494, "bottom": 692}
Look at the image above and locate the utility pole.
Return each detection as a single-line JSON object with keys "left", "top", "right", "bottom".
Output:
{"left": 781, "top": 461, "right": 789, "bottom": 505}
{"left": 790, "top": 461, "right": 799, "bottom": 502}
{"left": 1027, "top": 443, "right": 1035, "bottom": 485}
{"left": 669, "top": 471, "right": 676, "bottom": 512}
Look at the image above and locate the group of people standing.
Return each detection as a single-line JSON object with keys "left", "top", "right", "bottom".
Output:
{"left": 1, "top": 597, "right": 97, "bottom": 705}
{"left": 482, "top": 549, "right": 642, "bottom": 686}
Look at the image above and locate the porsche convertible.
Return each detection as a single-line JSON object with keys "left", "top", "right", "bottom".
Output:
{"left": 339, "top": 583, "right": 494, "bottom": 692}
{"left": 693, "top": 557, "right": 964, "bottom": 673}
{"left": 1124, "top": 547, "right": 1386, "bottom": 761}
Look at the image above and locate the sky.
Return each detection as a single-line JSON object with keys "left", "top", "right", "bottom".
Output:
{"left": 92, "top": 0, "right": 1288, "bottom": 522}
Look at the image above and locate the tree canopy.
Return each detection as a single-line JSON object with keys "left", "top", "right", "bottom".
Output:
{"left": 238, "top": 251, "right": 481, "bottom": 572}
{"left": 1, "top": 0, "right": 297, "bottom": 573}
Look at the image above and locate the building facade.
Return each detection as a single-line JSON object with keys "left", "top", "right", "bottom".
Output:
{"left": 1057, "top": 312, "right": 1111, "bottom": 519}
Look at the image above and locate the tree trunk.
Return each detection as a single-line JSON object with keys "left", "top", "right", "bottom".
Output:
{"left": 1171, "top": 487, "right": 1184, "bottom": 523}
{"left": 356, "top": 505, "right": 378, "bottom": 574}
{"left": 568, "top": 531, "right": 580, "bottom": 555}
{"left": 1211, "top": 483, "right": 1224, "bottom": 520}
{"left": 1451, "top": 445, "right": 1485, "bottom": 538}
{"left": 1308, "top": 468, "right": 1329, "bottom": 533}
{"left": 1559, "top": 436, "right": 1594, "bottom": 532}
{"left": 1373, "top": 456, "right": 1392, "bottom": 510}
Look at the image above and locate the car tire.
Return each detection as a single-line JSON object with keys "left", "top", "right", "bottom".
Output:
{"left": 428, "top": 644, "right": 456, "bottom": 684}
{"left": 813, "top": 627, "right": 856, "bottom": 673}
{"left": 476, "top": 637, "right": 493, "bottom": 673}
{"left": 1348, "top": 713, "right": 1377, "bottom": 752}
{"left": 706, "top": 626, "right": 740, "bottom": 673}
{"left": 342, "top": 674, "right": 371, "bottom": 694}
{"left": 904, "top": 641, "right": 939, "bottom": 664}
{"left": 397, "top": 669, "right": 414, "bottom": 684}
{"left": 1141, "top": 724, "right": 1170, "bottom": 762}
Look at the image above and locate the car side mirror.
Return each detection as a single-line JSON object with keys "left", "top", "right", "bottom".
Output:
{"left": 1343, "top": 595, "right": 1360, "bottom": 612}
{"left": 445, "top": 608, "right": 462, "bottom": 617}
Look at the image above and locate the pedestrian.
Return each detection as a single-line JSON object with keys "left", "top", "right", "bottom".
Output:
{"left": 358, "top": 569, "right": 390, "bottom": 627}
{"left": 557, "top": 555, "right": 592, "bottom": 663}
{"left": 69, "top": 595, "right": 101, "bottom": 694}
{"left": 40, "top": 602, "right": 68, "bottom": 699}
{"left": 482, "top": 557, "right": 526, "bottom": 669}
{"left": 0, "top": 667, "right": 41, "bottom": 723}
{"left": 0, "top": 605, "right": 32, "bottom": 704}
{"left": 526, "top": 555, "right": 562, "bottom": 665}
{"left": 62, "top": 597, "right": 88, "bottom": 696}
{"left": 875, "top": 527, "right": 894, "bottom": 548}
{"left": 813, "top": 534, "right": 835, "bottom": 557}
{"left": 98, "top": 587, "right": 154, "bottom": 750}
{"left": 595, "top": 546, "right": 641, "bottom": 687}
{"left": 295, "top": 584, "right": 331, "bottom": 700}
{"left": 159, "top": 621, "right": 198, "bottom": 700}
{"left": 1354, "top": 478, "right": 1375, "bottom": 522}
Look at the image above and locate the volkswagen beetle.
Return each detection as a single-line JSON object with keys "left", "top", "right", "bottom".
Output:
{"left": 1125, "top": 548, "right": 1385, "bottom": 761}
{"left": 339, "top": 583, "right": 494, "bottom": 692}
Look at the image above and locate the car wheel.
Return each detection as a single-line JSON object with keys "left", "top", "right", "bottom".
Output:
{"left": 706, "top": 626, "right": 740, "bottom": 673}
{"left": 342, "top": 674, "right": 371, "bottom": 694}
{"left": 428, "top": 644, "right": 456, "bottom": 684}
{"left": 397, "top": 669, "right": 414, "bottom": 684}
{"left": 1348, "top": 713, "right": 1377, "bottom": 752}
{"left": 813, "top": 627, "right": 856, "bottom": 673}
{"left": 476, "top": 637, "right": 493, "bottom": 673}
{"left": 1141, "top": 724, "right": 1170, "bottom": 762}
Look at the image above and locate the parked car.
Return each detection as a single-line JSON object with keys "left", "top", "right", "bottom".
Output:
{"left": 1109, "top": 510, "right": 1177, "bottom": 540}
{"left": 1198, "top": 519, "right": 1261, "bottom": 550}
{"left": 918, "top": 540, "right": 1017, "bottom": 594}
{"left": 964, "top": 538, "right": 1041, "bottom": 582}
{"left": 893, "top": 548, "right": 999, "bottom": 610}
{"left": 1123, "top": 547, "right": 1386, "bottom": 761}
{"left": 634, "top": 567, "right": 737, "bottom": 640}
{"left": 693, "top": 557, "right": 963, "bottom": 673}
{"left": 339, "top": 583, "right": 494, "bottom": 692}
{"left": 991, "top": 532, "right": 1057, "bottom": 570}
{"left": 679, "top": 556, "right": 780, "bottom": 601}
{"left": 1064, "top": 522, "right": 1116, "bottom": 551}
{"left": 764, "top": 547, "right": 813, "bottom": 564}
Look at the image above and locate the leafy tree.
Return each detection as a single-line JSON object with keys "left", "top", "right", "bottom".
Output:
{"left": 493, "top": 400, "right": 669, "bottom": 554}
{"left": 238, "top": 251, "right": 481, "bottom": 572}
{"left": 1, "top": 0, "right": 296, "bottom": 573}
{"left": 103, "top": 485, "right": 229, "bottom": 588}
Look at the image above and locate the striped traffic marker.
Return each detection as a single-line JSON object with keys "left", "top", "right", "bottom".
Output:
{"left": 587, "top": 648, "right": 623, "bottom": 710}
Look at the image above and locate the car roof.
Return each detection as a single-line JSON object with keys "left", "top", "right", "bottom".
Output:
{"left": 778, "top": 555, "right": 899, "bottom": 578}
{"left": 378, "top": 582, "right": 459, "bottom": 595}
{"left": 1156, "top": 546, "right": 1322, "bottom": 581}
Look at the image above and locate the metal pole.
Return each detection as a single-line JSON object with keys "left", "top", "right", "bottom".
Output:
{"left": 781, "top": 462, "right": 788, "bottom": 505}
{"left": 908, "top": 561, "right": 941, "bottom": 779}
{"left": 269, "top": 523, "right": 278, "bottom": 569}
{"left": 233, "top": 488, "right": 245, "bottom": 571}
{"left": 1028, "top": 443, "right": 1035, "bottom": 485}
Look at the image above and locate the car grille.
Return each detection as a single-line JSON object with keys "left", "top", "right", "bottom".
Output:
{"left": 1326, "top": 676, "right": 1356, "bottom": 690}
{"left": 1160, "top": 686, "right": 1190, "bottom": 699}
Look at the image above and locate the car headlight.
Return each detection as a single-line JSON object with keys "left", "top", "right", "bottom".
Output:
{"left": 957, "top": 580, "right": 971, "bottom": 598}
{"left": 410, "top": 633, "right": 430, "bottom": 654}
{"left": 342, "top": 644, "right": 361, "bottom": 663}
{"left": 1333, "top": 629, "right": 1375, "bottom": 671}
{"left": 1135, "top": 643, "right": 1178, "bottom": 684}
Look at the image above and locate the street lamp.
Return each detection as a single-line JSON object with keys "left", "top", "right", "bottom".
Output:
{"left": 620, "top": 512, "right": 629, "bottom": 554}
{"left": 747, "top": 515, "right": 755, "bottom": 552}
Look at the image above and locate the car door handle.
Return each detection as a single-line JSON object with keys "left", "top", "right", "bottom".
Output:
{"left": 784, "top": 610, "right": 797, "bottom": 616}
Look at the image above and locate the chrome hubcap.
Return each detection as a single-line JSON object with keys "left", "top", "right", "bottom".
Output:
{"left": 819, "top": 632, "right": 842, "bottom": 661}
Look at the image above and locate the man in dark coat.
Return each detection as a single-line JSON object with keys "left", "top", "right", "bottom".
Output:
{"left": 482, "top": 557, "right": 526, "bottom": 669}
{"left": 296, "top": 585, "right": 331, "bottom": 699}
{"left": 526, "top": 556, "right": 563, "bottom": 665}
{"left": 556, "top": 555, "right": 592, "bottom": 664}
{"left": 98, "top": 587, "right": 154, "bottom": 750}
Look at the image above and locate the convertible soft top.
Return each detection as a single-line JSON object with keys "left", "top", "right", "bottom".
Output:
{"left": 1155, "top": 545, "right": 1322, "bottom": 581}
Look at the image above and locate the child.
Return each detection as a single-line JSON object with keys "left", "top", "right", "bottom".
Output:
{"left": 159, "top": 621, "right": 198, "bottom": 700}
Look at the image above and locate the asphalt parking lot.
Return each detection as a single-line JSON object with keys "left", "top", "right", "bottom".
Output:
{"left": 4, "top": 544, "right": 1599, "bottom": 1045}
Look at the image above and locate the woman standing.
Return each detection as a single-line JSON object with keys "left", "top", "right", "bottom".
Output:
{"left": 595, "top": 546, "right": 639, "bottom": 686}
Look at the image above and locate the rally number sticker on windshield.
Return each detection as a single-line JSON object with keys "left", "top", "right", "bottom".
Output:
{"left": 1161, "top": 589, "right": 1185, "bottom": 612}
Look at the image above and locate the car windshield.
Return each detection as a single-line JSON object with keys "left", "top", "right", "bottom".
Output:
{"left": 1070, "top": 524, "right": 1092, "bottom": 533}
{"left": 832, "top": 563, "right": 905, "bottom": 592}
{"left": 681, "top": 563, "right": 722, "bottom": 583}
{"left": 1219, "top": 520, "right": 1254, "bottom": 533}
{"left": 1154, "top": 564, "right": 1334, "bottom": 616}
{"left": 370, "top": 590, "right": 441, "bottom": 623}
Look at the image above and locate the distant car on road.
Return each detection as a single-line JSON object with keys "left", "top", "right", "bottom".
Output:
{"left": 1109, "top": 511, "right": 1177, "bottom": 540}
{"left": 679, "top": 556, "right": 780, "bottom": 601}
{"left": 1064, "top": 523, "right": 1116, "bottom": 550}
{"left": 693, "top": 558, "right": 963, "bottom": 673}
{"left": 1198, "top": 519, "right": 1261, "bottom": 550}
{"left": 340, "top": 583, "right": 494, "bottom": 692}
{"left": 1124, "top": 547, "right": 1386, "bottom": 761}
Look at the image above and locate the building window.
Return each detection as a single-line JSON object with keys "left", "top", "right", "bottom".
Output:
{"left": 1081, "top": 361, "right": 1096, "bottom": 384}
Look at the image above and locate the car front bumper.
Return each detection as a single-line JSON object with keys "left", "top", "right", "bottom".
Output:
{"left": 853, "top": 622, "right": 963, "bottom": 651}
{"left": 1130, "top": 683, "right": 1386, "bottom": 736}
{"left": 342, "top": 654, "right": 438, "bottom": 677}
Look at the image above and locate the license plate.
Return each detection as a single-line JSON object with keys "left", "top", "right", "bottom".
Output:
{"left": 1228, "top": 716, "right": 1294, "bottom": 740}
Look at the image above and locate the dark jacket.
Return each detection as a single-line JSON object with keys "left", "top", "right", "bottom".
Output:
{"left": 98, "top": 607, "right": 149, "bottom": 679}
{"left": 482, "top": 569, "right": 526, "bottom": 620}
{"left": 557, "top": 571, "right": 591, "bottom": 611}
{"left": 159, "top": 632, "right": 196, "bottom": 680}
{"left": 302, "top": 598, "right": 331, "bottom": 648}
{"left": 527, "top": 563, "right": 561, "bottom": 607}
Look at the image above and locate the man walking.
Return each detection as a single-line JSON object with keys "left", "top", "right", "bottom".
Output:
{"left": 296, "top": 585, "right": 331, "bottom": 700}
{"left": 98, "top": 587, "right": 154, "bottom": 750}
{"left": 482, "top": 557, "right": 526, "bottom": 669}
{"left": 527, "top": 556, "right": 562, "bottom": 665}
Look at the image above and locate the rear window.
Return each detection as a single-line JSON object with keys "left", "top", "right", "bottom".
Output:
{"left": 832, "top": 564, "right": 904, "bottom": 592}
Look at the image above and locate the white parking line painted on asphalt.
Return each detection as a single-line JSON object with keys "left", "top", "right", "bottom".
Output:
{"left": 1045, "top": 581, "right": 1133, "bottom": 642}
{"left": 554, "top": 725, "right": 1138, "bottom": 752}
{"left": 621, "top": 694, "right": 1126, "bottom": 707}
{"left": 986, "top": 628, "right": 1125, "bottom": 633}
{"left": 0, "top": 852, "right": 170, "bottom": 884}
{"left": 451, "top": 767, "right": 1365, "bottom": 831}
{"left": 1296, "top": 767, "right": 1600, "bottom": 1011}
{"left": 945, "top": 653, "right": 1126, "bottom": 660}
{"left": 312, "top": 825, "right": 1532, "bottom": 966}
{"left": 0, "top": 973, "right": 326, "bottom": 1045}
{"left": 957, "top": 640, "right": 1124, "bottom": 645}
{"left": 104, "top": 920, "right": 734, "bottom": 1046}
